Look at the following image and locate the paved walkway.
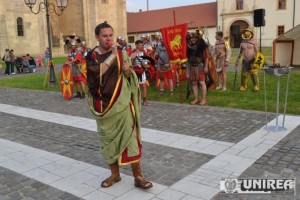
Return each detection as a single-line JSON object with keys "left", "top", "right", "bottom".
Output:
{"left": 0, "top": 88, "right": 299, "bottom": 200}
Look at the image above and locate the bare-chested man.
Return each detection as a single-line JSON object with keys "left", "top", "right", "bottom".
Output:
{"left": 214, "top": 31, "right": 231, "bottom": 91}
{"left": 235, "top": 28, "right": 259, "bottom": 91}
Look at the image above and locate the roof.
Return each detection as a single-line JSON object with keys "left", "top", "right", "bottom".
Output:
{"left": 127, "top": 2, "right": 217, "bottom": 33}
{"left": 274, "top": 24, "right": 300, "bottom": 42}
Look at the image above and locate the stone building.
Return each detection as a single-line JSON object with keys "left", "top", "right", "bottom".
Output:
{"left": 127, "top": 0, "right": 299, "bottom": 48}
{"left": 1, "top": 0, "right": 299, "bottom": 57}
{"left": 0, "top": 0, "right": 127, "bottom": 57}
{"left": 127, "top": 3, "right": 217, "bottom": 47}
{"left": 217, "top": 0, "right": 300, "bottom": 47}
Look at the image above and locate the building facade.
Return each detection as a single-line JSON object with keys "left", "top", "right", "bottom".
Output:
{"left": 217, "top": 0, "right": 299, "bottom": 47}
{"left": 127, "top": 3, "right": 217, "bottom": 47}
{"left": 1, "top": 0, "right": 299, "bottom": 57}
{"left": 0, "top": 0, "right": 127, "bottom": 57}
{"left": 127, "top": 0, "right": 299, "bottom": 48}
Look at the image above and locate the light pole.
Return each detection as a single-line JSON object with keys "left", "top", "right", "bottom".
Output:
{"left": 24, "top": 0, "right": 68, "bottom": 85}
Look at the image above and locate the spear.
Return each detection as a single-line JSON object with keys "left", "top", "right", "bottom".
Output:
{"left": 233, "top": 68, "right": 237, "bottom": 91}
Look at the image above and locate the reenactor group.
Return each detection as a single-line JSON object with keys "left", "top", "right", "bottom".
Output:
{"left": 59, "top": 22, "right": 262, "bottom": 191}
{"left": 61, "top": 27, "right": 260, "bottom": 105}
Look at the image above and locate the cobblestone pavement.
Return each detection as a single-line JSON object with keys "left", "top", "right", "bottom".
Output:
{"left": 212, "top": 125, "right": 300, "bottom": 200}
{"left": 0, "top": 167, "right": 83, "bottom": 200}
{"left": 0, "top": 113, "right": 213, "bottom": 186}
{"left": 0, "top": 88, "right": 275, "bottom": 143}
{"left": 0, "top": 87, "right": 299, "bottom": 200}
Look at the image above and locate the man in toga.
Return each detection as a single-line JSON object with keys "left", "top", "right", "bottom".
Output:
{"left": 86, "top": 21, "right": 153, "bottom": 189}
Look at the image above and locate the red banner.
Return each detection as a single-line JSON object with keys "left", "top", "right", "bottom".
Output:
{"left": 160, "top": 23, "right": 188, "bottom": 64}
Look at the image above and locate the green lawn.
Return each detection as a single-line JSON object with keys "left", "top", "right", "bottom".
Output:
{"left": 1, "top": 52, "right": 299, "bottom": 115}
{"left": 147, "top": 71, "right": 300, "bottom": 115}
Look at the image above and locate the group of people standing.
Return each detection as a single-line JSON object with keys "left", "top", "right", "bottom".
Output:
{"left": 186, "top": 27, "right": 259, "bottom": 107}
{"left": 2, "top": 49, "right": 16, "bottom": 75}
{"left": 111, "top": 27, "right": 259, "bottom": 109}
{"left": 43, "top": 22, "right": 261, "bottom": 192}
{"left": 114, "top": 32, "right": 175, "bottom": 106}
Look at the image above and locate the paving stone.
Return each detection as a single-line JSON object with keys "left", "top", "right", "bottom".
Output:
{"left": 0, "top": 87, "right": 299, "bottom": 200}
{"left": 0, "top": 112, "right": 213, "bottom": 186}
{"left": 0, "top": 88, "right": 275, "bottom": 144}
{"left": 0, "top": 167, "right": 83, "bottom": 200}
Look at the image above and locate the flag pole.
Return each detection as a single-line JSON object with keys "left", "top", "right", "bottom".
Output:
{"left": 173, "top": 10, "right": 183, "bottom": 103}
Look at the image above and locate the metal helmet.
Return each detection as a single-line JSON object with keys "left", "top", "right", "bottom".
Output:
{"left": 198, "top": 27, "right": 205, "bottom": 36}
{"left": 117, "top": 36, "right": 125, "bottom": 42}
{"left": 155, "top": 32, "right": 161, "bottom": 39}
{"left": 145, "top": 34, "right": 151, "bottom": 40}
{"left": 241, "top": 28, "right": 254, "bottom": 40}
{"left": 140, "top": 34, "right": 146, "bottom": 40}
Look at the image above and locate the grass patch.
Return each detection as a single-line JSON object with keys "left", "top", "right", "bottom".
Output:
{"left": 1, "top": 50, "right": 299, "bottom": 115}
{"left": 52, "top": 57, "right": 68, "bottom": 64}
{"left": 146, "top": 70, "right": 300, "bottom": 115}
{"left": 0, "top": 73, "right": 59, "bottom": 92}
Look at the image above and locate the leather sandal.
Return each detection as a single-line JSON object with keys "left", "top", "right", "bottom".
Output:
{"left": 157, "top": 91, "right": 163, "bottom": 96}
{"left": 190, "top": 98, "right": 199, "bottom": 105}
{"left": 134, "top": 176, "right": 153, "bottom": 189}
{"left": 200, "top": 98, "right": 206, "bottom": 106}
{"left": 101, "top": 176, "right": 121, "bottom": 188}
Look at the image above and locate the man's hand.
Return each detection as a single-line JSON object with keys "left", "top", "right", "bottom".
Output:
{"left": 122, "top": 61, "right": 130, "bottom": 72}
{"left": 204, "top": 66, "right": 208, "bottom": 73}
{"left": 111, "top": 43, "right": 118, "bottom": 55}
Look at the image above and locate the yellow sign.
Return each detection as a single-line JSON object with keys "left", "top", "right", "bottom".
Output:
{"left": 253, "top": 52, "right": 265, "bottom": 70}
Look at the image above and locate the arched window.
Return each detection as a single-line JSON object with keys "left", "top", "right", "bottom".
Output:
{"left": 17, "top": 17, "right": 24, "bottom": 36}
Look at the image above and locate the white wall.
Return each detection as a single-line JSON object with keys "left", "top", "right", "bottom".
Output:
{"left": 274, "top": 42, "right": 293, "bottom": 66}
{"left": 217, "top": 0, "right": 299, "bottom": 47}
{"left": 293, "top": 39, "right": 300, "bottom": 65}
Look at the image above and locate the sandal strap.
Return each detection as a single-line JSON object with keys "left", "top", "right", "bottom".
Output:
{"left": 101, "top": 176, "right": 121, "bottom": 188}
{"left": 134, "top": 177, "right": 153, "bottom": 189}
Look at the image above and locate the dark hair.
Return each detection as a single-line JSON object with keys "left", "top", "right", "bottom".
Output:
{"left": 186, "top": 32, "right": 191, "bottom": 39}
{"left": 191, "top": 32, "right": 198, "bottom": 38}
{"left": 135, "top": 40, "right": 143, "bottom": 45}
{"left": 195, "top": 37, "right": 208, "bottom": 55}
{"left": 95, "top": 21, "right": 113, "bottom": 35}
{"left": 216, "top": 31, "right": 223, "bottom": 38}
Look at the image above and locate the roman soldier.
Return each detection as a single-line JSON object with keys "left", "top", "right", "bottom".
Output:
{"left": 131, "top": 40, "right": 153, "bottom": 106}
{"left": 116, "top": 36, "right": 132, "bottom": 56}
{"left": 78, "top": 41, "right": 91, "bottom": 83}
{"left": 151, "top": 32, "right": 162, "bottom": 52}
{"left": 65, "top": 41, "right": 85, "bottom": 99}
{"left": 141, "top": 34, "right": 153, "bottom": 56}
{"left": 80, "top": 41, "right": 91, "bottom": 57}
